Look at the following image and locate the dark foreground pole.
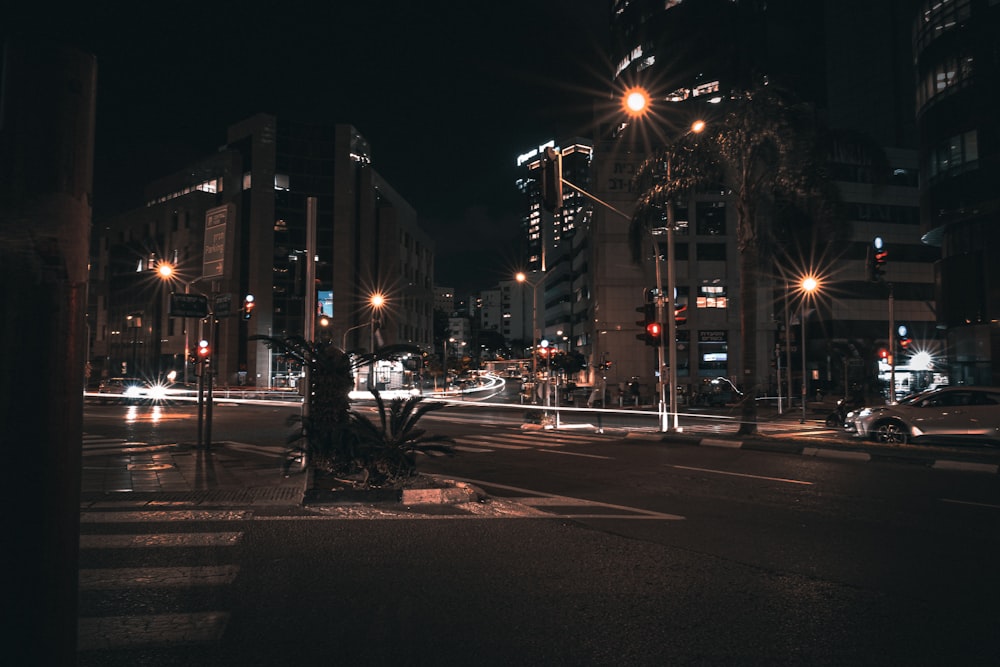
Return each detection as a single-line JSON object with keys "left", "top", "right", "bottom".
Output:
{"left": 1, "top": 39, "right": 97, "bottom": 665}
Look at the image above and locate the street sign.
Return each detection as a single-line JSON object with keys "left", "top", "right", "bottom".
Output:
{"left": 169, "top": 293, "right": 209, "bottom": 318}
{"left": 213, "top": 292, "right": 233, "bottom": 317}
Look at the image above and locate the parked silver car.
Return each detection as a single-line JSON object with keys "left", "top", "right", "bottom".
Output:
{"left": 851, "top": 386, "right": 1000, "bottom": 445}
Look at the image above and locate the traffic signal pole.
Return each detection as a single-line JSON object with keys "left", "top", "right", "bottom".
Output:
{"left": 888, "top": 283, "right": 896, "bottom": 403}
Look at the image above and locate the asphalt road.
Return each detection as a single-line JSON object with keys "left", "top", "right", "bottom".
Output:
{"left": 80, "top": 401, "right": 1000, "bottom": 665}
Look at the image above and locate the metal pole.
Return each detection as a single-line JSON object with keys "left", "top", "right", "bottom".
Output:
{"left": 205, "top": 315, "right": 217, "bottom": 449}
{"left": 784, "top": 279, "right": 793, "bottom": 411}
{"left": 531, "top": 281, "right": 539, "bottom": 405}
{"left": 800, "top": 305, "right": 807, "bottom": 424}
{"left": 304, "top": 197, "right": 317, "bottom": 416}
{"left": 665, "top": 200, "right": 679, "bottom": 431}
{"left": 888, "top": 283, "right": 896, "bottom": 403}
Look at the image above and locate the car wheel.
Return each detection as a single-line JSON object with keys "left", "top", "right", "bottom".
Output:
{"left": 874, "top": 419, "right": 908, "bottom": 444}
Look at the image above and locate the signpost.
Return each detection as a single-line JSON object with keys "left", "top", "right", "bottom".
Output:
{"left": 168, "top": 292, "right": 209, "bottom": 318}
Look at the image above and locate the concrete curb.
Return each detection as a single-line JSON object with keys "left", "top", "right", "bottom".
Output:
{"left": 622, "top": 429, "right": 1000, "bottom": 474}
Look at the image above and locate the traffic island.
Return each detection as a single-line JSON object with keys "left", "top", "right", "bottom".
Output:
{"left": 304, "top": 471, "right": 483, "bottom": 506}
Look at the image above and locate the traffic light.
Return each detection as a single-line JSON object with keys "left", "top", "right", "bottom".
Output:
{"left": 646, "top": 321, "right": 662, "bottom": 346}
{"left": 243, "top": 294, "right": 255, "bottom": 320}
{"left": 897, "top": 324, "right": 912, "bottom": 351}
{"left": 636, "top": 303, "right": 655, "bottom": 345}
{"left": 539, "top": 146, "right": 563, "bottom": 212}
{"left": 674, "top": 303, "right": 688, "bottom": 326}
{"left": 197, "top": 339, "right": 210, "bottom": 360}
{"left": 868, "top": 236, "right": 887, "bottom": 282}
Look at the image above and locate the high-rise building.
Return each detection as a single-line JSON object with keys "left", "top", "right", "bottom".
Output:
{"left": 89, "top": 115, "right": 434, "bottom": 387}
{"left": 512, "top": 0, "right": 939, "bottom": 402}
{"left": 912, "top": 0, "right": 1000, "bottom": 386}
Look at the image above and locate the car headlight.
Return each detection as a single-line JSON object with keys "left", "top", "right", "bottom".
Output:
{"left": 124, "top": 386, "right": 142, "bottom": 398}
{"left": 146, "top": 384, "right": 168, "bottom": 400}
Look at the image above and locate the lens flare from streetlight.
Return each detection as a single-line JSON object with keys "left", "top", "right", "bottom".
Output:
{"left": 515, "top": 272, "right": 527, "bottom": 283}
{"left": 157, "top": 261, "right": 175, "bottom": 279}
{"left": 370, "top": 293, "right": 385, "bottom": 308}
{"left": 623, "top": 87, "right": 650, "bottom": 117}
{"left": 801, "top": 275, "right": 820, "bottom": 294}
{"left": 691, "top": 119, "right": 706, "bottom": 134}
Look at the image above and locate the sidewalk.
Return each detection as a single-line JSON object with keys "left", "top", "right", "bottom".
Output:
{"left": 80, "top": 441, "right": 308, "bottom": 508}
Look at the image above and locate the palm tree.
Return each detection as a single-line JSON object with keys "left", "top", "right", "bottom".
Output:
{"left": 633, "top": 85, "right": 829, "bottom": 434}
{"left": 348, "top": 392, "right": 454, "bottom": 486}
{"left": 250, "top": 335, "right": 428, "bottom": 475}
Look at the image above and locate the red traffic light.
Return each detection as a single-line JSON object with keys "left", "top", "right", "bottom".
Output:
{"left": 647, "top": 322, "right": 662, "bottom": 338}
{"left": 197, "top": 340, "right": 210, "bottom": 357}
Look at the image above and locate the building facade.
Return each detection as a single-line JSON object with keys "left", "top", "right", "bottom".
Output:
{"left": 912, "top": 0, "right": 1000, "bottom": 385}
{"left": 89, "top": 115, "right": 434, "bottom": 387}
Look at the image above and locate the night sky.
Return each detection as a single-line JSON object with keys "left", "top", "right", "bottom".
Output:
{"left": 16, "top": 1, "right": 610, "bottom": 297}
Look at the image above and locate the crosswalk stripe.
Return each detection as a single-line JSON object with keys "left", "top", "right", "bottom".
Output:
{"left": 81, "top": 510, "right": 251, "bottom": 523}
{"left": 80, "top": 532, "right": 243, "bottom": 549}
{"left": 452, "top": 439, "right": 529, "bottom": 450}
{"left": 79, "top": 565, "right": 240, "bottom": 590}
{"left": 78, "top": 612, "right": 230, "bottom": 651}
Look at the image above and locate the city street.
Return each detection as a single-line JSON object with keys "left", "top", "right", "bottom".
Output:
{"left": 79, "top": 401, "right": 1000, "bottom": 665}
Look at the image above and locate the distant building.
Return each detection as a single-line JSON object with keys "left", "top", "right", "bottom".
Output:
{"left": 89, "top": 116, "right": 434, "bottom": 386}
{"left": 434, "top": 286, "right": 456, "bottom": 314}
{"left": 508, "top": 0, "right": 942, "bottom": 402}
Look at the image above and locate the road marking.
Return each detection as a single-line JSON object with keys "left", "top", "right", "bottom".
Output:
{"left": 453, "top": 438, "right": 529, "bottom": 450}
{"left": 539, "top": 449, "right": 613, "bottom": 460}
{"left": 667, "top": 464, "right": 813, "bottom": 485}
{"left": 941, "top": 498, "right": 1000, "bottom": 510}
{"left": 452, "top": 478, "right": 685, "bottom": 520}
{"left": 454, "top": 445, "right": 494, "bottom": 453}
{"left": 78, "top": 612, "right": 230, "bottom": 651}
{"left": 80, "top": 532, "right": 243, "bottom": 549}
{"left": 79, "top": 565, "right": 240, "bottom": 590}
{"left": 81, "top": 510, "right": 251, "bottom": 523}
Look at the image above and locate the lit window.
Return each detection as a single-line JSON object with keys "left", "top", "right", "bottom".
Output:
{"left": 696, "top": 285, "right": 728, "bottom": 309}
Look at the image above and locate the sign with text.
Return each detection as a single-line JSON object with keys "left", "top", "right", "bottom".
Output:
{"left": 169, "top": 293, "right": 209, "bottom": 318}
{"left": 202, "top": 204, "right": 232, "bottom": 278}
{"left": 213, "top": 292, "right": 233, "bottom": 317}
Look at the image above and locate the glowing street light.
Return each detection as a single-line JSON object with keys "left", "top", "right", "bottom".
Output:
{"left": 798, "top": 274, "right": 821, "bottom": 423}
{"left": 623, "top": 87, "right": 650, "bottom": 117}
{"left": 516, "top": 270, "right": 554, "bottom": 406}
{"left": 624, "top": 87, "right": 707, "bottom": 431}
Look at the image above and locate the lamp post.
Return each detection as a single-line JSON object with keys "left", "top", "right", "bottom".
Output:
{"left": 367, "top": 292, "right": 386, "bottom": 391}
{"left": 516, "top": 271, "right": 552, "bottom": 405}
{"left": 625, "top": 89, "right": 705, "bottom": 431}
{"left": 798, "top": 274, "right": 820, "bottom": 423}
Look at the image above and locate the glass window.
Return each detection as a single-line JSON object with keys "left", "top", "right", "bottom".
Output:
{"left": 696, "top": 285, "right": 728, "bottom": 309}
{"left": 696, "top": 201, "right": 726, "bottom": 235}
{"left": 696, "top": 243, "right": 727, "bottom": 261}
{"left": 697, "top": 330, "right": 728, "bottom": 376}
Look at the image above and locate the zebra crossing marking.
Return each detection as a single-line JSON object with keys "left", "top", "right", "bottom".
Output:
{"left": 77, "top": 612, "right": 229, "bottom": 651}
{"left": 78, "top": 507, "right": 246, "bottom": 652}
{"left": 79, "top": 565, "right": 240, "bottom": 590}
{"left": 452, "top": 429, "right": 608, "bottom": 454}
{"left": 80, "top": 532, "right": 243, "bottom": 549}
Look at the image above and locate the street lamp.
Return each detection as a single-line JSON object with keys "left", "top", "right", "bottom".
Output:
{"left": 626, "top": 88, "right": 705, "bottom": 431}
{"left": 156, "top": 261, "right": 211, "bottom": 386}
{"left": 798, "top": 274, "right": 821, "bottom": 423}
{"left": 516, "top": 270, "right": 553, "bottom": 405}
